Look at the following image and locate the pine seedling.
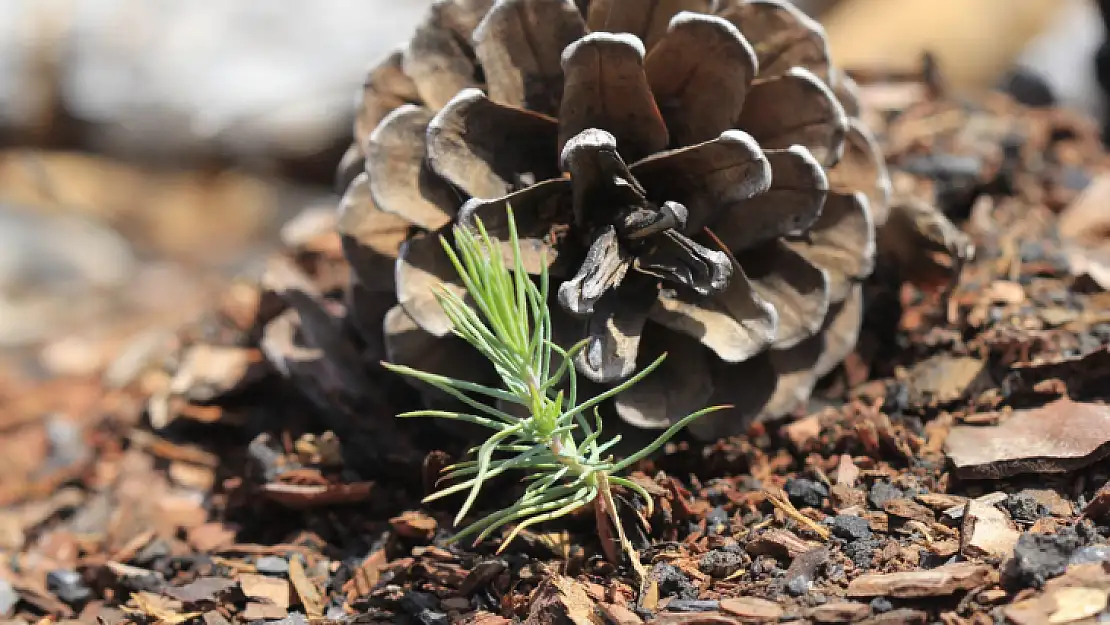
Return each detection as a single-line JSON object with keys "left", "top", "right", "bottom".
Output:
{"left": 382, "top": 207, "right": 725, "bottom": 581}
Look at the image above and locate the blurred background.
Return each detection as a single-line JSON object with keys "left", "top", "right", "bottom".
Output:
{"left": 0, "top": 0, "right": 1105, "bottom": 380}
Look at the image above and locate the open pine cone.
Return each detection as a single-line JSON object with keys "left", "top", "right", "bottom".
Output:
{"left": 338, "top": 0, "right": 891, "bottom": 439}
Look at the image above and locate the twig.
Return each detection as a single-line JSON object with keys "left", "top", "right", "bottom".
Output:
{"left": 764, "top": 488, "right": 831, "bottom": 540}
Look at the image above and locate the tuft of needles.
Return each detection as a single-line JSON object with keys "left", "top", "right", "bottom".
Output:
{"left": 382, "top": 206, "right": 724, "bottom": 586}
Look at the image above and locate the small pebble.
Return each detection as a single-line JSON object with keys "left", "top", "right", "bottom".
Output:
{"left": 1060, "top": 166, "right": 1092, "bottom": 192}
{"left": 1003, "top": 493, "right": 1048, "bottom": 523}
{"left": 134, "top": 538, "right": 171, "bottom": 566}
{"left": 831, "top": 515, "right": 872, "bottom": 542}
{"left": 1012, "top": 527, "right": 1084, "bottom": 587}
{"left": 785, "top": 478, "right": 828, "bottom": 509}
{"left": 868, "top": 482, "right": 902, "bottom": 510}
{"left": 870, "top": 597, "right": 894, "bottom": 614}
{"left": 651, "top": 563, "right": 698, "bottom": 600}
{"left": 845, "top": 540, "right": 880, "bottom": 569}
{"left": 247, "top": 434, "right": 286, "bottom": 482}
{"left": 0, "top": 580, "right": 17, "bottom": 617}
{"left": 401, "top": 591, "right": 447, "bottom": 625}
{"left": 44, "top": 415, "right": 88, "bottom": 471}
{"left": 786, "top": 575, "right": 809, "bottom": 597}
{"left": 998, "top": 67, "right": 1056, "bottom": 108}
{"left": 416, "top": 611, "right": 448, "bottom": 625}
{"left": 665, "top": 599, "right": 720, "bottom": 612}
{"left": 699, "top": 548, "right": 745, "bottom": 578}
{"left": 705, "top": 486, "right": 727, "bottom": 506}
{"left": 1069, "top": 545, "right": 1110, "bottom": 566}
{"left": 1019, "top": 241, "right": 1047, "bottom": 263}
{"left": 401, "top": 591, "right": 439, "bottom": 612}
{"left": 255, "top": 556, "right": 289, "bottom": 576}
{"left": 46, "top": 569, "right": 91, "bottom": 607}
{"left": 825, "top": 563, "right": 847, "bottom": 584}
{"left": 705, "top": 506, "right": 729, "bottom": 535}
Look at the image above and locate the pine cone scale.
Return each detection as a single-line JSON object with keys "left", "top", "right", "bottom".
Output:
{"left": 473, "top": 0, "right": 587, "bottom": 115}
{"left": 649, "top": 272, "right": 778, "bottom": 363}
{"left": 396, "top": 231, "right": 467, "bottom": 337}
{"left": 628, "top": 130, "right": 772, "bottom": 234}
{"left": 737, "top": 239, "right": 831, "bottom": 350}
{"left": 642, "top": 12, "right": 758, "bottom": 147}
{"left": 558, "top": 33, "right": 669, "bottom": 164}
{"left": 716, "top": 0, "right": 830, "bottom": 80}
{"left": 586, "top": 0, "right": 713, "bottom": 51}
{"left": 367, "top": 105, "right": 458, "bottom": 231}
{"left": 785, "top": 191, "right": 875, "bottom": 303}
{"left": 735, "top": 67, "right": 847, "bottom": 166}
{"left": 699, "top": 145, "right": 827, "bottom": 254}
{"left": 427, "top": 88, "right": 560, "bottom": 200}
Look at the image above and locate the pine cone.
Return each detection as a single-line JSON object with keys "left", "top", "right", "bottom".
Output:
{"left": 339, "top": 0, "right": 891, "bottom": 438}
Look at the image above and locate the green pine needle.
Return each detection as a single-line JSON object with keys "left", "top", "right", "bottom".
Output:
{"left": 382, "top": 205, "right": 726, "bottom": 553}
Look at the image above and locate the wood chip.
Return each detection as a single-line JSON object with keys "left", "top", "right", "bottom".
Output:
{"left": 763, "top": 488, "right": 831, "bottom": 540}
{"left": 783, "top": 415, "right": 821, "bottom": 452}
{"left": 598, "top": 601, "right": 643, "bottom": 625}
{"left": 847, "top": 562, "right": 993, "bottom": 598}
{"left": 1047, "top": 587, "right": 1107, "bottom": 624}
{"left": 986, "top": 280, "right": 1025, "bottom": 305}
{"left": 944, "top": 399, "right": 1110, "bottom": 478}
{"left": 1083, "top": 481, "right": 1110, "bottom": 521}
{"left": 163, "top": 577, "right": 237, "bottom": 605}
{"left": 830, "top": 485, "right": 866, "bottom": 511}
{"left": 915, "top": 493, "right": 967, "bottom": 512}
{"left": 809, "top": 601, "right": 870, "bottom": 623}
{"left": 524, "top": 575, "right": 600, "bottom": 625}
{"left": 127, "top": 591, "right": 200, "bottom": 625}
{"left": 746, "top": 528, "right": 822, "bottom": 559}
{"left": 241, "top": 602, "right": 286, "bottom": 621}
{"left": 238, "top": 573, "right": 289, "bottom": 610}
{"left": 288, "top": 557, "right": 322, "bottom": 618}
{"left": 860, "top": 608, "right": 927, "bottom": 624}
{"left": 186, "top": 523, "right": 237, "bottom": 553}
{"left": 344, "top": 549, "right": 388, "bottom": 601}
{"left": 905, "top": 354, "right": 987, "bottom": 406}
{"left": 960, "top": 499, "right": 1020, "bottom": 560}
{"left": 835, "top": 454, "right": 860, "bottom": 487}
{"left": 461, "top": 613, "right": 512, "bottom": 625}
{"left": 719, "top": 596, "right": 784, "bottom": 621}
{"left": 650, "top": 613, "right": 743, "bottom": 624}
{"left": 882, "top": 498, "right": 935, "bottom": 523}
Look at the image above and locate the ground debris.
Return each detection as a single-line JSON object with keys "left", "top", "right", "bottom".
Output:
{"left": 808, "top": 601, "right": 871, "bottom": 623}
{"left": 846, "top": 562, "right": 993, "bottom": 598}
{"left": 524, "top": 576, "right": 602, "bottom": 625}
{"left": 903, "top": 354, "right": 989, "bottom": 407}
{"left": 944, "top": 399, "right": 1110, "bottom": 478}
{"left": 1003, "top": 563, "right": 1110, "bottom": 624}
{"left": 718, "top": 596, "right": 783, "bottom": 622}
{"left": 960, "top": 498, "right": 1021, "bottom": 559}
